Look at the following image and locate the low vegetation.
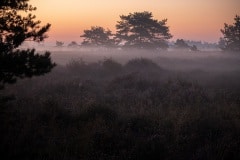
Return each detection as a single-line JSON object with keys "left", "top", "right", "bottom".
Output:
{"left": 1, "top": 56, "right": 240, "bottom": 160}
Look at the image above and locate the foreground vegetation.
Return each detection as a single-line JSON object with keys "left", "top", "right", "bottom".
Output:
{"left": 1, "top": 56, "right": 240, "bottom": 160}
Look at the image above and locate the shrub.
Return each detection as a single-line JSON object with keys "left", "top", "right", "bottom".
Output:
{"left": 125, "top": 58, "right": 161, "bottom": 72}
{"left": 101, "top": 58, "right": 123, "bottom": 76}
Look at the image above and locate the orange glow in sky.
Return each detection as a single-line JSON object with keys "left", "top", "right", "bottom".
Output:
{"left": 31, "top": 0, "right": 240, "bottom": 43}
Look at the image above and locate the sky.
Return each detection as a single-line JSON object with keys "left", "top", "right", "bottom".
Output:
{"left": 30, "top": 0, "right": 240, "bottom": 44}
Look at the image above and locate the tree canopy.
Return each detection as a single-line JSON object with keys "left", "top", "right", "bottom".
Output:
{"left": 68, "top": 41, "right": 79, "bottom": 47}
{"left": 56, "top": 41, "right": 64, "bottom": 47}
{"left": 80, "top": 26, "right": 115, "bottom": 47}
{"left": 175, "top": 39, "right": 189, "bottom": 49}
{"left": 115, "top": 11, "right": 172, "bottom": 49}
{"left": 0, "top": 0, "right": 55, "bottom": 89}
{"left": 220, "top": 15, "right": 240, "bottom": 52}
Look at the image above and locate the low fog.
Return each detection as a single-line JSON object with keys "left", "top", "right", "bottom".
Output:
{"left": 36, "top": 46, "right": 240, "bottom": 72}
{"left": 10, "top": 45, "right": 240, "bottom": 95}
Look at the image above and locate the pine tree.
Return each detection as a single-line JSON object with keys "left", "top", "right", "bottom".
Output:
{"left": 115, "top": 11, "right": 172, "bottom": 49}
{"left": 220, "top": 15, "right": 240, "bottom": 52}
{"left": 0, "top": 0, "right": 55, "bottom": 89}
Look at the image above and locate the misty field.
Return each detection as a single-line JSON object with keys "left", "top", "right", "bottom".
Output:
{"left": 1, "top": 49, "right": 240, "bottom": 160}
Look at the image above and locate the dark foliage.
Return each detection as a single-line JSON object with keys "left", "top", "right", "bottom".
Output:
{"left": 81, "top": 26, "right": 115, "bottom": 47}
{"left": 0, "top": 0, "right": 32, "bottom": 10}
{"left": 56, "top": 41, "right": 64, "bottom": 47}
{"left": 175, "top": 39, "right": 199, "bottom": 51}
{"left": 190, "top": 45, "right": 198, "bottom": 51}
{"left": 68, "top": 41, "right": 79, "bottom": 47}
{"left": 0, "top": 0, "right": 55, "bottom": 89}
{"left": 175, "top": 39, "right": 190, "bottom": 49}
{"left": 115, "top": 11, "right": 172, "bottom": 49}
{"left": 219, "top": 15, "right": 240, "bottom": 52}
{"left": 0, "top": 49, "right": 53, "bottom": 84}
{"left": 125, "top": 58, "right": 161, "bottom": 71}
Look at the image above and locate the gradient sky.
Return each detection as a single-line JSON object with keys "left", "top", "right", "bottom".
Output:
{"left": 31, "top": 0, "right": 240, "bottom": 43}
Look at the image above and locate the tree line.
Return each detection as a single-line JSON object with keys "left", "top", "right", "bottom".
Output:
{"left": 56, "top": 11, "right": 172, "bottom": 50}
{"left": 56, "top": 12, "right": 239, "bottom": 52}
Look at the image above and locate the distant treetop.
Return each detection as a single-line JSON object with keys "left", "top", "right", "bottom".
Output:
{"left": 56, "top": 41, "right": 64, "bottom": 47}
{"left": 68, "top": 41, "right": 79, "bottom": 47}
{"left": 80, "top": 26, "right": 115, "bottom": 47}
{"left": 174, "top": 39, "right": 189, "bottom": 49}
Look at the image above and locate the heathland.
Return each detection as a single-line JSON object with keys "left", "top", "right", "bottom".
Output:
{"left": 1, "top": 48, "right": 240, "bottom": 160}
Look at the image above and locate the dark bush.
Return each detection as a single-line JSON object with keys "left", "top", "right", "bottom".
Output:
{"left": 101, "top": 58, "right": 123, "bottom": 76}
{"left": 125, "top": 58, "right": 163, "bottom": 72}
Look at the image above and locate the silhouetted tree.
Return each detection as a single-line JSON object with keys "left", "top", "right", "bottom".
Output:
{"left": 0, "top": 0, "right": 55, "bottom": 89}
{"left": 68, "top": 41, "right": 79, "bottom": 47}
{"left": 81, "top": 26, "right": 115, "bottom": 47}
{"left": 115, "top": 11, "right": 172, "bottom": 49}
{"left": 190, "top": 45, "right": 198, "bottom": 51}
{"left": 175, "top": 39, "right": 189, "bottom": 49}
{"left": 56, "top": 41, "right": 64, "bottom": 47}
{"left": 219, "top": 15, "right": 240, "bottom": 52}
{"left": 175, "top": 39, "right": 199, "bottom": 51}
